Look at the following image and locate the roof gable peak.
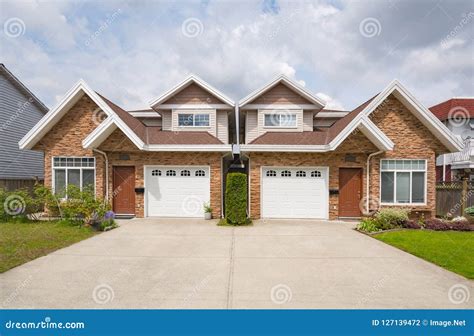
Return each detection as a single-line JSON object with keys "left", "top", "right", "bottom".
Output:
{"left": 149, "top": 74, "right": 235, "bottom": 107}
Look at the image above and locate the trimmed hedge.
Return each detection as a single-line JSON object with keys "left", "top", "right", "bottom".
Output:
{"left": 225, "top": 173, "right": 248, "bottom": 225}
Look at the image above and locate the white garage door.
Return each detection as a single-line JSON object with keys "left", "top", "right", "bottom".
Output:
{"left": 261, "top": 167, "right": 329, "bottom": 219}
{"left": 145, "top": 166, "right": 210, "bottom": 217}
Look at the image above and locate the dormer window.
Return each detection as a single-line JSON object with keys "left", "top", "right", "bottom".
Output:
{"left": 178, "top": 113, "right": 210, "bottom": 127}
{"left": 264, "top": 113, "right": 297, "bottom": 127}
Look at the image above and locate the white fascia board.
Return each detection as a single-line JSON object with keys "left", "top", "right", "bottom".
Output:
{"left": 155, "top": 104, "right": 232, "bottom": 110}
{"left": 357, "top": 117, "right": 394, "bottom": 151}
{"left": 129, "top": 111, "right": 161, "bottom": 117}
{"left": 19, "top": 80, "right": 83, "bottom": 149}
{"left": 242, "top": 104, "right": 321, "bottom": 110}
{"left": 240, "top": 144, "right": 331, "bottom": 152}
{"left": 315, "top": 111, "right": 349, "bottom": 118}
{"left": 82, "top": 117, "right": 117, "bottom": 149}
{"left": 388, "top": 82, "right": 463, "bottom": 152}
{"left": 239, "top": 74, "right": 326, "bottom": 108}
{"left": 144, "top": 144, "right": 232, "bottom": 152}
{"left": 19, "top": 79, "right": 145, "bottom": 150}
{"left": 149, "top": 75, "right": 235, "bottom": 108}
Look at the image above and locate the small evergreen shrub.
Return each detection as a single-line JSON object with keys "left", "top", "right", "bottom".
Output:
{"left": 225, "top": 173, "right": 248, "bottom": 225}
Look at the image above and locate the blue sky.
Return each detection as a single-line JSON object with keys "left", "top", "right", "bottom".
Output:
{"left": 1, "top": 0, "right": 472, "bottom": 110}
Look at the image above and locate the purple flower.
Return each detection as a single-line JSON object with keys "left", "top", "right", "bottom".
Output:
{"left": 104, "top": 211, "right": 115, "bottom": 220}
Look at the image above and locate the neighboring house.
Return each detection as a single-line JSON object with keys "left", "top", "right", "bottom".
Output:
{"left": 429, "top": 98, "right": 474, "bottom": 182}
{"left": 19, "top": 74, "right": 462, "bottom": 220}
{"left": 19, "top": 75, "right": 234, "bottom": 218}
{"left": 0, "top": 64, "right": 48, "bottom": 189}
{"left": 239, "top": 76, "right": 462, "bottom": 220}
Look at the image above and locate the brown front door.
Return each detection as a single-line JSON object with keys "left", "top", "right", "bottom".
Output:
{"left": 339, "top": 168, "right": 362, "bottom": 217}
{"left": 113, "top": 166, "right": 135, "bottom": 215}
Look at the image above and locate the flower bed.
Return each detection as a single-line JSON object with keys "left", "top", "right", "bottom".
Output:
{"left": 357, "top": 208, "right": 474, "bottom": 233}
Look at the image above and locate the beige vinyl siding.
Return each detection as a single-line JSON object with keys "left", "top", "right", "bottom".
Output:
{"left": 161, "top": 83, "right": 224, "bottom": 104}
{"left": 258, "top": 109, "right": 303, "bottom": 135}
{"left": 161, "top": 111, "right": 172, "bottom": 130}
{"left": 245, "top": 110, "right": 259, "bottom": 144}
{"left": 303, "top": 111, "right": 314, "bottom": 131}
{"left": 216, "top": 110, "right": 228, "bottom": 144}
{"left": 171, "top": 109, "right": 217, "bottom": 137}
{"left": 249, "top": 83, "right": 313, "bottom": 105}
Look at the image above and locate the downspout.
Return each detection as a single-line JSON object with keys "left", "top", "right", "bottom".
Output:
{"left": 93, "top": 148, "right": 109, "bottom": 201}
{"left": 366, "top": 150, "right": 384, "bottom": 215}
{"left": 234, "top": 104, "right": 240, "bottom": 150}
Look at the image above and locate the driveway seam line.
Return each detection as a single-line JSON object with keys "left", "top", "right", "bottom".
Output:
{"left": 226, "top": 227, "right": 235, "bottom": 309}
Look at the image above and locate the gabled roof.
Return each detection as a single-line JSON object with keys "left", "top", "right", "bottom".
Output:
{"left": 0, "top": 64, "right": 49, "bottom": 113}
{"left": 19, "top": 79, "right": 231, "bottom": 152}
{"left": 239, "top": 74, "right": 326, "bottom": 108}
{"left": 429, "top": 98, "right": 474, "bottom": 121}
{"left": 149, "top": 74, "right": 235, "bottom": 108}
{"left": 242, "top": 80, "right": 463, "bottom": 153}
{"left": 19, "top": 80, "right": 145, "bottom": 150}
{"left": 327, "top": 80, "right": 462, "bottom": 152}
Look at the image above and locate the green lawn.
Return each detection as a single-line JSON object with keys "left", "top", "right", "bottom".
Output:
{"left": 0, "top": 221, "right": 97, "bottom": 273}
{"left": 374, "top": 230, "right": 474, "bottom": 279}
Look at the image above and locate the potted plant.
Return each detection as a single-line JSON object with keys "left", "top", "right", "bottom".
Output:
{"left": 203, "top": 202, "right": 212, "bottom": 220}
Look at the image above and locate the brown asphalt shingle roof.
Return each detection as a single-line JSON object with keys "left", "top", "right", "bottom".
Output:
{"left": 98, "top": 93, "right": 223, "bottom": 145}
{"left": 250, "top": 94, "right": 378, "bottom": 145}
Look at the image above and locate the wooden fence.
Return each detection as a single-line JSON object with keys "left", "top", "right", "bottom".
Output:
{"left": 0, "top": 179, "right": 43, "bottom": 195}
{"left": 436, "top": 181, "right": 474, "bottom": 217}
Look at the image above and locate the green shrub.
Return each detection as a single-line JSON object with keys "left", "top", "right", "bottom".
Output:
{"left": 357, "top": 218, "right": 380, "bottom": 233}
{"left": 34, "top": 184, "right": 62, "bottom": 217}
{"left": 59, "top": 185, "right": 110, "bottom": 225}
{"left": 374, "top": 208, "right": 409, "bottom": 230}
{"left": 225, "top": 173, "right": 248, "bottom": 225}
{"left": 464, "top": 207, "right": 474, "bottom": 216}
{"left": 0, "top": 188, "right": 42, "bottom": 222}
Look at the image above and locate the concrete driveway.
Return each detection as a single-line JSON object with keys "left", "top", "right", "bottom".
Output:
{"left": 1, "top": 218, "right": 472, "bottom": 309}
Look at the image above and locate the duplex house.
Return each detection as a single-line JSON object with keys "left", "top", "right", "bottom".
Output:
{"left": 20, "top": 74, "right": 462, "bottom": 220}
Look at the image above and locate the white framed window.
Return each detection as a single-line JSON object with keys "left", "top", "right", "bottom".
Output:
{"left": 311, "top": 171, "right": 322, "bottom": 178}
{"left": 380, "top": 159, "right": 426, "bottom": 205}
{"left": 264, "top": 113, "right": 297, "bottom": 128}
{"left": 181, "top": 170, "right": 191, "bottom": 176}
{"left": 151, "top": 169, "right": 161, "bottom": 176}
{"left": 52, "top": 157, "right": 95, "bottom": 195}
{"left": 178, "top": 113, "right": 210, "bottom": 127}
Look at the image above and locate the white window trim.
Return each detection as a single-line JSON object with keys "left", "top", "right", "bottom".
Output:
{"left": 379, "top": 159, "right": 427, "bottom": 206}
{"left": 262, "top": 111, "right": 298, "bottom": 129}
{"left": 176, "top": 110, "right": 211, "bottom": 128}
{"left": 51, "top": 156, "right": 96, "bottom": 196}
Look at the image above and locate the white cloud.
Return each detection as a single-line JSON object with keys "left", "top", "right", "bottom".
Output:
{"left": 0, "top": 0, "right": 471, "bottom": 111}
{"left": 316, "top": 92, "right": 346, "bottom": 110}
